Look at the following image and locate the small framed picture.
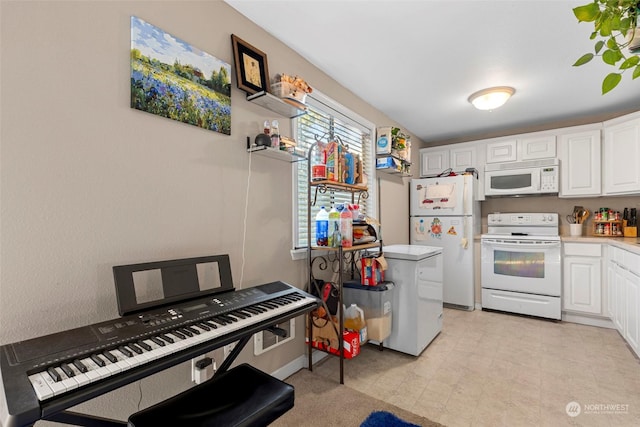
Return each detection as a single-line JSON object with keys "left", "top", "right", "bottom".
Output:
{"left": 231, "top": 34, "right": 270, "bottom": 95}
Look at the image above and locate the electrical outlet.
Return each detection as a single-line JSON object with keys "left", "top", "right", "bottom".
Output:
{"left": 223, "top": 342, "right": 236, "bottom": 359}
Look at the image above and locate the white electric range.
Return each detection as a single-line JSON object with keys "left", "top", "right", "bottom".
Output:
{"left": 480, "top": 213, "right": 561, "bottom": 320}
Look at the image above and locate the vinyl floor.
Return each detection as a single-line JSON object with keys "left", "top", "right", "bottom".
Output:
{"left": 311, "top": 308, "right": 640, "bottom": 427}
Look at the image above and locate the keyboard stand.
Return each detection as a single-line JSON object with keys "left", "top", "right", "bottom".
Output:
{"left": 38, "top": 332, "right": 257, "bottom": 426}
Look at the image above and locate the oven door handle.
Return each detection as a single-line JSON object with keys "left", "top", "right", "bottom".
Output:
{"left": 482, "top": 239, "right": 561, "bottom": 248}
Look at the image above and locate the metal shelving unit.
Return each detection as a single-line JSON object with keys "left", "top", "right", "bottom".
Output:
{"left": 305, "top": 140, "right": 382, "bottom": 384}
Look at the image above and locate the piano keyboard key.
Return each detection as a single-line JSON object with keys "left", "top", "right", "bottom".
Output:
{"left": 27, "top": 293, "right": 316, "bottom": 402}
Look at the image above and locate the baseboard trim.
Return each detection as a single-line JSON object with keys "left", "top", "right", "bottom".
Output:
{"left": 270, "top": 349, "right": 329, "bottom": 381}
{"left": 562, "top": 312, "right": 615, "bottom": 329}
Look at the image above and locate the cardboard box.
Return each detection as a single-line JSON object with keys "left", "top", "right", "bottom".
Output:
{"left": 326, "top": 141, "right": 340, "bottom": 182}
{"left": 376, "top": 127, "right": 393, "bottom": 155}
{"left": 306, "top": 315, "right": 360, "bottom": 359}
{"left": 376, "top": 156, "right": 400, "bottom": 170}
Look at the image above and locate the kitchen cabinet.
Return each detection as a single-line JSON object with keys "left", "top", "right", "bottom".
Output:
{"left": 419, "top": 144, "right": 477, "bottom": 177}
{"left": 603, "top": 114, "right": 640, "bottom": 195}
{"left": 485, "top": 139, "right": 517, "bottom": 163}
{"left": 607, "top": 245, "right": 640, "bottom": 357}
{"left": 558, "top": 128, "right": 601, "bottom": 197}
{"left": 625, "top": 268, "right": 640, "bottom": 352}
{"left": 520, "top": 135, "right": 557, "bottom": 160}
{"left": 485, "top": 135, "right": 556, "bottom": 164}
{"left": 563, "top": 243, "right": 602, "bottom": 315}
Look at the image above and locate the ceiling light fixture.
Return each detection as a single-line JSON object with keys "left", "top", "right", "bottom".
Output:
{"left": 468, "top": 86, "right": 515, "bottom": 111}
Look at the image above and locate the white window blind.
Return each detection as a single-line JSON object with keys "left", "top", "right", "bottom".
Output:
{"left": 293, "top": 92, "right": 376, "bottom": 248}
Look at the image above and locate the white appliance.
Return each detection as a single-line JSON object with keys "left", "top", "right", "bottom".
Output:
{"left": 382, "top": 244, "right": 443, "bottom": 356}
{"left": 409, "top": 174, "right": 480, "bottom": 310}
{"left": 481, "top": 213, "right": 561, "bottom": 320}
{"left": 484, "top": 158, "right": 559, "bottom": 197}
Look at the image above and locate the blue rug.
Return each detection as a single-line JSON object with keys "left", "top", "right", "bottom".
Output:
{"left": 360, "top": 410, "right": 421, "bottom": 427}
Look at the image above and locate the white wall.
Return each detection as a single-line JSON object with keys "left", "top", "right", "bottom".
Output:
{"left": 0, "top": 1, "right": 413, "bottom": 422}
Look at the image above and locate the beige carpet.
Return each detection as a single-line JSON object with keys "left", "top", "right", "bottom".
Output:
{"left": 272, "top": 368, "right": 444, "bottom": 427}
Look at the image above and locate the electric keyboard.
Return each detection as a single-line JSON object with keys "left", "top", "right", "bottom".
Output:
{"left": 0, "top": 281, "right": 319, "bottom": 427}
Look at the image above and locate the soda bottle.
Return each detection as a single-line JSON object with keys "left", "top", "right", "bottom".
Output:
{"left": 315, "top": 206, "right": 329, "bottom": 246}
{"left": 340, "top": 203, "right": 353, "bottom": 247}
{"left": 328, "top": 206, "right": 341, "bottom": 247}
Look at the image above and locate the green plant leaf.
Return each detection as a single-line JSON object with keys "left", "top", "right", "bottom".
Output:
{"left": 620, "top": 55, "right": 640, "bottom": 69}
{"left": 602, "top": 49, "right": 620, "bottom": 64}
{"left": 602, "top": 72, "right": 622, "bottom": 94}
{"left": 574, "top": 3, "right": 601, "bottom": 21}
{"left": 600, "top": 15, "right": 612, "bottom": 36}
{"left": 606, "top": 37, "right": 619, "bottom": 50}
{"left": 573, "top": 53, "right": 595, "bottom": 66}
{"left": 633, "top": 64, "right": 640, "bottom": 79}
{"left": 595, "top": 40, "right": 605, "bottom": 53}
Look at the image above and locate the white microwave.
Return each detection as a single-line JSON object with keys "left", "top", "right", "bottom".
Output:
{"left": 484, "top": 158, "right": 559, "bottom": 197}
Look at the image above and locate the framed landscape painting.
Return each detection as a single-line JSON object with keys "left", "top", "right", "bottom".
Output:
{"left": 130, "top": 16, "right": 231, "bottom": 135}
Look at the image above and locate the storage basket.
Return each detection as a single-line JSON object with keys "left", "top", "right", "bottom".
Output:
{"left": 270, "top": 81, "right": 307, "bottom": 104}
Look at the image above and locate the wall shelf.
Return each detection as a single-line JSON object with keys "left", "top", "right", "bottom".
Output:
{"left": 246, "top": 91, "right": 307, "bottom": 118}
{"left": 376, "top": 154, "right": 412, "bottom": 177}
{"left": 246, "top": 137, "right": 306, "bottom": 163}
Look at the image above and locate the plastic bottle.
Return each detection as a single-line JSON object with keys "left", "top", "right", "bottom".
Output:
{"left": 344, "top": 304, "right": 367, "bottom": 344}
{"left": 340, "top": 204, "right": 353, "bottom": 247}
{"left": 270, "top": 120, "right": 280, "bottom": 149}
{"left": 315, "top": 207, "right": 329, "bottom": 247}
{"left": 350, "top": 204, "right": 361, "bottom": 222}
{"left": 328, "top": 206, "right": 341, "bottom": 247}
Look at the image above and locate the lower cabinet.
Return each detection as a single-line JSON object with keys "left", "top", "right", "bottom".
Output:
{"left": 562, "top": 243, "right": 603, "bottom": 316}
{"left": 608, "top": 246, "right": 640, "bottom": 357}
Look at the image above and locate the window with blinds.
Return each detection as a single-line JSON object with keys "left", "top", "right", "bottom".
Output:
{"left": 293, "top": 92, "right": 376, "bottom": 249}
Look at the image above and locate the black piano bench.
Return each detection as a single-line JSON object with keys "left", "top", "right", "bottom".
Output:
{"left": 127, "top": 363, "right": 294, "bottom": 427}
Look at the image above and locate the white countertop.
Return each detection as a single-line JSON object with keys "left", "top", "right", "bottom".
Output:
{"left": 561, "top": 235, "right": 640, "bottom": 255}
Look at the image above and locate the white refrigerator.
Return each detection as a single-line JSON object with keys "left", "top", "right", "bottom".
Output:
{"left": 409, "top": 174, "right": 480, "bottom": 310}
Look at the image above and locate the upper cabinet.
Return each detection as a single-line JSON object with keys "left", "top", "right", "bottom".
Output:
{"left": 485, "top": 139, "right": 517, "bottom": 163}
{"left": 485, "top": 136, "right": 556, "bottom": 163}
{"left": 420, "top": 110, "right": 640, "bottom": 200}
{"left": 520, "top": 135, "right": 557, "bottom": 160}
{"left": 603, "top": 114, "right": 640, "bottom": 195}
{"left": 558, "top": 126, "right": 602, "bottom": 198}
{"left": 420, "top": 144, "right": 477, "bottom": 177}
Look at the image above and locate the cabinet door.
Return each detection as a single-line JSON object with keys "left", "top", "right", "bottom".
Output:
{"left": 559, "top": 130, "right": 601, "bottom": 197}
{"left": 603, "top": 117, "right": 640, "bottom": 194}
{"left": 614, "top": 264, "right": 626, "bottom": 333}
{"left": 625, "top": 269, "right": 640, "bottom": 355}
{"left": 607, "top": 262, "right": 615, "bottom": 319}
{"left": 520, "top": 135, "right": 556, "bottom": 160}
{"left": 485, "top": 139, "right": 517, "bottom": 163}
{"left": 420, "top": 148, "right": 449, "bottom": 177}
{"left": 450, "top": 146, "right": 476, "bottom": 171}
{"left": 563, "top": 256, "right": 602, "bottom": 314}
